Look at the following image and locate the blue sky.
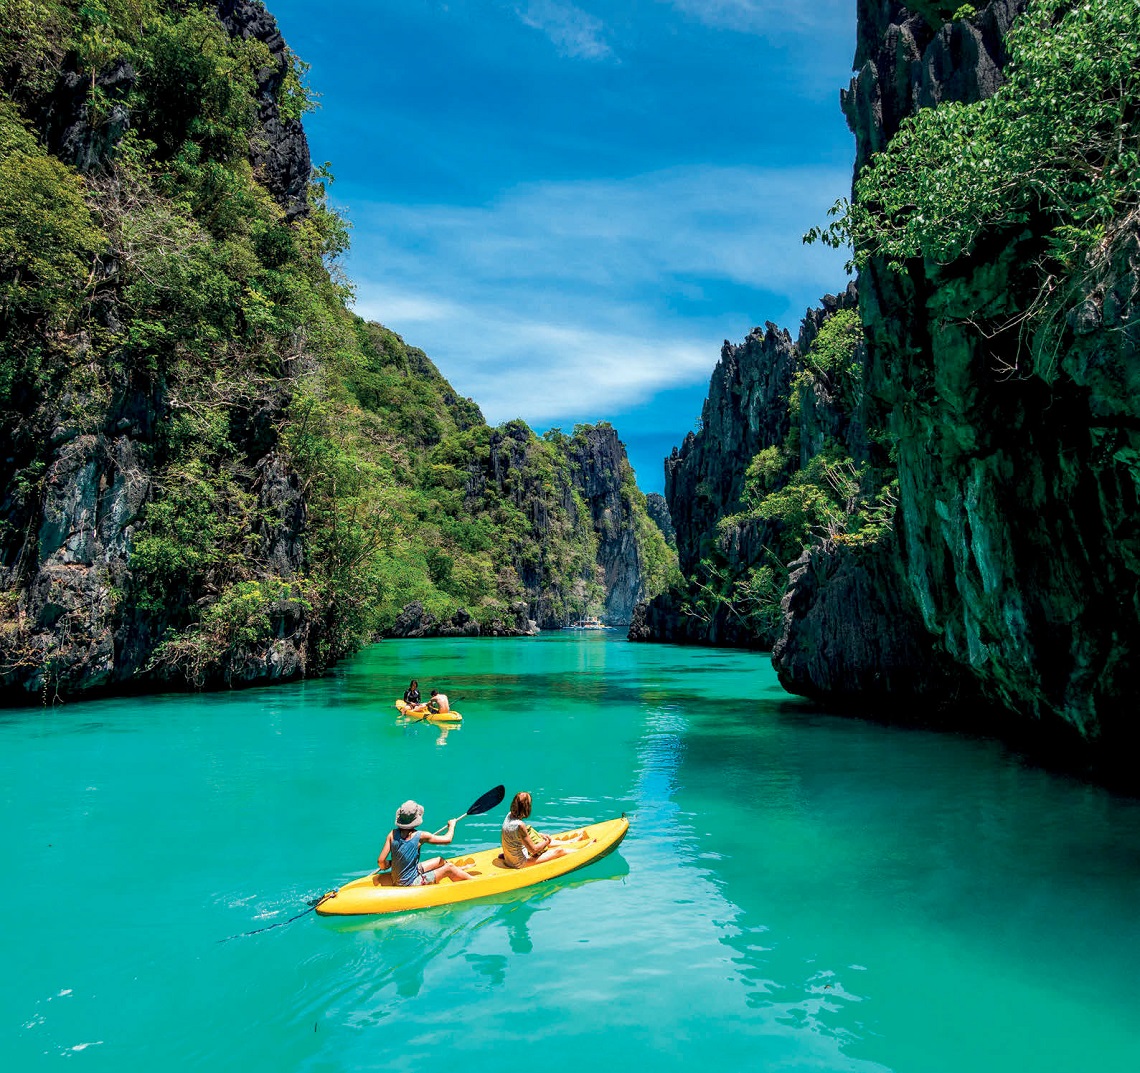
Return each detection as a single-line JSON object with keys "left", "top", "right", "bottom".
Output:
{"left": 267, "top": 1, "right": 857, "bottom": 492}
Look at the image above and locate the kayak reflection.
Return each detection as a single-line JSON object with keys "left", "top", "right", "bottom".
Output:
{"left": 320, "top": 856, "right": 630, "bottom": 1000}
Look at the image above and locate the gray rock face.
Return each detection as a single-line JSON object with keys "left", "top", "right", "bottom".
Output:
{"left": 1, "top": 434, "right": 142, "bottom": 697}
{"left": 644, "top": 493, "right": 675, "bottom": 546}
{"left": 844, "top": 2, "right": 1026, "bottom": 174}
{"left": 0, "top": 4, "right": 317, "bottom": 701}
{"left": 214, "top": 0, "right": 312, "bottom": 219}
{"left": 772, "top": 537, "right": 976, "bottom": 712}
{"left": 35, "top": 58, "right": 136, "bottom": 173}
{"left": 666, "top": 324, "right": 798, "bottom": 578}
{"left": 563, "top": 425, "right": 644, "bottom": 625}
{"left": 636, "top": 308, "right": 856, "bottom": 650}
{"left": 774, "top": 0, "right": 1140, "bottom": 772}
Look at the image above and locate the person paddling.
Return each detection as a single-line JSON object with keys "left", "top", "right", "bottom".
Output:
{"left": 378, "top": 800, "right": 474, "bottom": 886}
{"left": 501, "top": 791, "right": 568, "bottom": 868}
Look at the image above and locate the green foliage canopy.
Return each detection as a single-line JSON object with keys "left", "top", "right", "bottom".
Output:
{"left": 809, "top": 0, "right": 1140, "bottom": 274}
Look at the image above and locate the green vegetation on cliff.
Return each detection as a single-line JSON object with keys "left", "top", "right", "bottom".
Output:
{"left": 660, "top": 307, "right": 895, "bottom": 646}
{"left": 812, "top": 0, "right": 1140, "bottom": 328}
{"left": 0, "top": 0, "right": 673, "bottom": 694}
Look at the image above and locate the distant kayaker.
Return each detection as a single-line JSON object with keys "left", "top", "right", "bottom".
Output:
{"left": 403, "top": 679, "right": 421, "bottom": 706}
{"left": 378, "top": 800, "right": 474, "bottom": 886}
{"left": 427, "top": 688, "right": 449, "bottom": 714}
{"left": 501, "top": 791, "right": 568, "bottom": 868}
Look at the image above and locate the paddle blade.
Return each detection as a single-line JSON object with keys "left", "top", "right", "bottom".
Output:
{"left": 465, "top": 784, "right": 505, "bottom": 818}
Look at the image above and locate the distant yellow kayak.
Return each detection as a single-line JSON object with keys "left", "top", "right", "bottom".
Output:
{"left": 316, "top": 816, "right": 629, "bottom": 916}
{"left": 395, "top": 699, "right": 463, "bottom": 723}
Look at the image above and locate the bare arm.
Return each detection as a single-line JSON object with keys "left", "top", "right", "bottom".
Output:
{"left": 523, "top": 827, "right": 551, "bottom": 855}
{"left": 422, "top": 818, "right": 458, "bottom": 845}
{"left": 377, "top": 830, "right": 393, "bottom": 869}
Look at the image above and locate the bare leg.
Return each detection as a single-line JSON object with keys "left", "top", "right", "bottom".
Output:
{"left": 419, "top": 856, "right": 474, "bottom": 882}
{"left": 435, "top": 863, "right": 474, "bottom": 882}
{"left": 515, "top": 846, "right": 569, "bottom": 867}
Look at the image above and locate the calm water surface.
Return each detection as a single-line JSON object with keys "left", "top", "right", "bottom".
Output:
{"left": 3, "top": 635, "right": 1139, "bottom": 1071}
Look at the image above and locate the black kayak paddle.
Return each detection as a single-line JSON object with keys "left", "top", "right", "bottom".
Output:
{"left": 431, "top": 783, "right": 506, "bottom": 834}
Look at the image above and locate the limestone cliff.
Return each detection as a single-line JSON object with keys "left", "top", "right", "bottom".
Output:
{"left": 0, "top": 3, "right": 666, "bottom": 701}
{"left": 795, "top": 0, "right": 1140, "bottom": 762}
{"left": 644, "top": 493, "right": 675, "bottom": 547}
{"left": 0, "top": 0, "right": 315, "bottom": 699}
{"left": 633, "top": 296, "right": 879, "bottom": 650}
{"left": 562, "top": 424, "right": 649, "bottom": 625}
{"left": 642, "top": 1, "right": 1140, "bottom": 776}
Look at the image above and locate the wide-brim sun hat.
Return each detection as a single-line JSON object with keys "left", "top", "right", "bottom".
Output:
{"left": 395, "top": 800, "right": 424, "bottom": 829}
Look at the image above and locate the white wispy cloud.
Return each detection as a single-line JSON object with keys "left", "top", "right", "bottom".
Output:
{"left": 351, "top": 286, "right": 712, "bottom": 423}
{"left": 515, "top": 1, "right": 613, "bottom": 60}
{"left": 343, "top": 163, "right": 851, "bottom": 426}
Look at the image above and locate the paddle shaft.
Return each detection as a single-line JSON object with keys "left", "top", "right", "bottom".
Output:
{"left": 431, "top": 812, "right": 466, "bottom": 837}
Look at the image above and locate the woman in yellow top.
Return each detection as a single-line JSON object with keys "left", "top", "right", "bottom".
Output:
{"left": 500, "top": 791, "right": 569, "bottom": 868}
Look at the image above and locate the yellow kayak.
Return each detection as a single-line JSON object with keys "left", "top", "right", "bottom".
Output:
{"left": 395, "top": 699, "right": 463, "bottom": 723}
{"left": 316, "top": 816, "right": 629, "bottom": 916}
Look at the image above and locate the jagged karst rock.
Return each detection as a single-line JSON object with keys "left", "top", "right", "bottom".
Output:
{"left": 215, "top": 0, "right": 312, "bottom": 219}
{"left": 636, "top": 306, "right": 856, "bottom": 650}
{"left": 390, "top": 601, "right": 437, "bottom": 639}
{"left": 437, "top": 607, "right": 481, "bottom": 638}
{"left": 666, "top": 324, "right": 798, "bottom": 579}
{"left": 644, "top": 492, "right": 675, "bottom": 547}
{"left": 563, "top": 425, "right": 644, "bottom": 625}
{"left": 34, "top": 57, "right": 136, "bottom": 173}
{"left": 775, "top": 0, "right": 1140, "bottom": 771}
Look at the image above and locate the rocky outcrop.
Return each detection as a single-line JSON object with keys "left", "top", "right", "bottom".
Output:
{"left": 0, "top": 3, "right": 315, "bottom": 702}
{"left": 563, "top": 425, "right": 644, "bottom": 624}
{"left": 635, "top": 304, "right": 856, "bottom": 650}
{"left": 845, "top": 1, "right": 1025, "bottom": 174}
{"left": 774, "top": 0, "right": 1140, "bottom": 771}
{"left": 666, "top": 325, "right": 798, "bottom": 577}
{"left": 644, "top": 492, "right": 675, "bottom": 547}
{"left": 772, "top": 536, "right": 978, "bottom": 713}
{"left": 445, "top": 421, "right": 651, "bottom": 630}
{"left": 215, "top": 0, "right": 312, "bottom": 219}
{"left": 33, "top": 57, "right": 136, "bottom": 174}
{"left": 390, "top": 600, "right": 538, "bottom": 639}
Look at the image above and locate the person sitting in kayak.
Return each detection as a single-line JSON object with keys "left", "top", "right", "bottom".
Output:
{"left": 501, "top": 791, "right": 569, "bottom": 868}
{"left": 378, "top": 800, "right": 474, "bottom": 886}
{"left": 407, "top": 687, "right": 447, "bottom": 714}
{"left": 402, "top": 679, "right": 421, "bottom": 706}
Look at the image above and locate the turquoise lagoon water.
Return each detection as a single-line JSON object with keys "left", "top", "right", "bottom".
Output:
{"left": 3, "top": 634, "right": 1140, "bottom": 1072}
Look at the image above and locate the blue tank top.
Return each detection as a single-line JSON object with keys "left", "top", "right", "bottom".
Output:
{"left": 390, "top": 830, "right": 423, "bottom": 886}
